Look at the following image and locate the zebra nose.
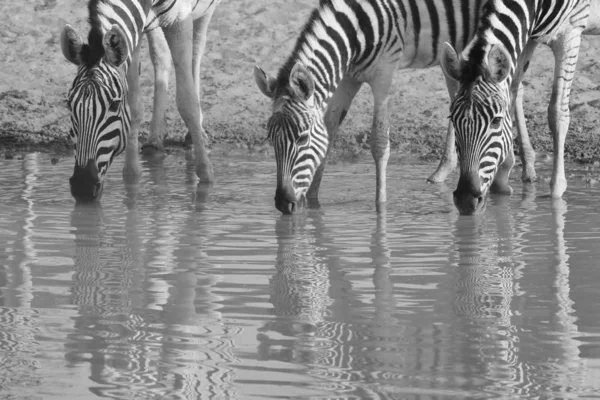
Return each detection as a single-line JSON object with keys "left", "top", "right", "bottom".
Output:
{"left": 453, "top": 190, "right": 485, "bottom": 216}
{"left": 70, "top": 160, "right": 103, "bottom": 202}
{"left": 275, "top": 184, "right": 297, "bottom": 214}
{"left": 453, "top": 171, "right": 486, "bottom": 215}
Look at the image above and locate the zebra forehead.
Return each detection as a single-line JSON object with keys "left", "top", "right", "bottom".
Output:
{"left": 74, "top": 68, "right": 121, "bottom": 95}
{"left": 454, "top": 86, "right": 506, "bottom": 117}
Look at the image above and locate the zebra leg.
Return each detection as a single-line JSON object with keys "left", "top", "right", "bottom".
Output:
{"left": 190, "top": 7, "right": 217, "bottom": 147}
{"left": 511, "top": 41, "right": 538, "bottom": 182}
{"left": 514, "top": 82, "right": 537, "bottom": 181}
{"left": 307, "top": 77, "right": 362, "bottom": 208}
{"left": 427, "top": 73, "right": 460, "bottom": 183}
{"left": 163, "top": 17, "right": 214, "bottom": 183}
{"left": 490, "top": 147, "right": 514, "bottom": 195}
{"left": 142, "top": 27, "right": 172, "bottom": 155}
{"left": 122, "top": 41, "right": 143, "bottom": 182}
{"left": 548, "top": 31, "right": 582, "bottom": 198}
{"left": 369, "top": 64, "right": 396, "bottom": 206}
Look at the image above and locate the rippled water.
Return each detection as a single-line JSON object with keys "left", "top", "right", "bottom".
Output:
{"left": 1, "top": 152, "right": 600, "bottom": 399}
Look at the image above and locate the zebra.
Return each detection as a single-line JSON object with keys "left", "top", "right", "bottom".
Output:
{"left": 254, "top": 0, "right": 535, "bottom": 214}
{"left": 60, "top": 0, "right": 220, "bottom": 202}
{"left": 440, "top": 0, "right": 600, "bottom": 215}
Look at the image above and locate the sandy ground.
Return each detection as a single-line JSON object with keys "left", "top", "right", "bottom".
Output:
{"left": 1, "top": 0, "right": 600, "bottom": 162}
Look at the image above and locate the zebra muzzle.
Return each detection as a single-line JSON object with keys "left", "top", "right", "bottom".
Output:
{"left": 453, "top": 172, "right": 486, "bottom": 215}
{"left": 275, "top": 181, "right": 298, "bottom": 215}
{"left": 70, "top": 160, "right": 104, "bottom": 202}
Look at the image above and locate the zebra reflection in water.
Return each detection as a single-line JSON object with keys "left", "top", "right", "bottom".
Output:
{"left": 448, "top": 194, "right": 523, "bottom": 384}
{"left": 445, "top": 189, "right": 587, "bottom": 395}
{"left": 257, "top": 213, "right": 337, "bottom": 365}
{"left": 65, "top": 164, "right": 235, "bottom": 399}
{"left": 257, "top": 209, "right": 399, "bottom": 394}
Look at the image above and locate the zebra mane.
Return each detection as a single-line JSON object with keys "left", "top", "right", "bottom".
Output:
{"left": 459, "top": 0, "right": 529, "bottom": 88}
{"left": 275, "top": 0, "right": 334, "bottom": 91}
{"left": 78, "top": 0, "right": 108, "bottom": 68}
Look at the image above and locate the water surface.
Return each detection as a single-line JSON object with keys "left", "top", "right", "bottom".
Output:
{"left": 1, "top": 152, "right": 600, "bottom": 399}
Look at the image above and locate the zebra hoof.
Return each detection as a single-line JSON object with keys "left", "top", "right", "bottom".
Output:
{"left": 427, "top": 167, "right": 452, "bottom": 183}
{"left": 184, "top": 132, "right": 193, "bottom": 148}
{"left": 196, "top": 164, "right": 215, "bottom": 183}
{"left": 522, "top": 174, "right": 538, "bottom": 183}
{"left": 141, "top": 143, "right": 165, "bottom": 156}
{"left": 306, "top": 197, "right": 320, "bottom": 209}
{"left": 490, "top": 182, "right": 513, "bottom": 195}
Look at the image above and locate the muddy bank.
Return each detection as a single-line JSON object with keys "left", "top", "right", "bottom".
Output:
{"left": 2, "top": 0, "right": 600, "bottom": 163}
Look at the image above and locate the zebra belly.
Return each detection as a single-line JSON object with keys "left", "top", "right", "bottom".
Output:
{"left": 189, "top": 0, "right": 221, "bottom": 20}
{"left": 146, "top": 0, "right": 220, "bottom": 29}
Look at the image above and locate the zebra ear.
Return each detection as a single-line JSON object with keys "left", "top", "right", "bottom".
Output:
{"left": 60, "top": 24, "right": 83, "bottom": 66}
{"left": 440, "top": 42, "right": 462, "bottom": 82}
{"left": 289, "top": 62, "right": 315, "bottom": 102}
{"left": 103, "top": 25, "right": 129, "bottom": 67}
{"left": 254, "top": 66, "right": 278, "bottom": 98}
{"left": 486, "top": 44, "right": 512, "bottom": 84}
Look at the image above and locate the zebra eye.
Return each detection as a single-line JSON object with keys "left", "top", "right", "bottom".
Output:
{"left": 296, "top": 133, "right": 310, "bottom": 147}
{"left": 490, "top": 116, "right": 503, "bottom": 129}
{"left": 108, "top": 99, "right": 122, "bottom": 112}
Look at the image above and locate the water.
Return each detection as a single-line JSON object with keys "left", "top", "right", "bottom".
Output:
{"left": 1, "top": 152, "right": 600, "bottom": 399}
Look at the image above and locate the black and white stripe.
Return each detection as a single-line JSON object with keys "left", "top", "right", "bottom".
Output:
{"left": 445, "top": 0, "right": 598, "bottom": 212}
{"left": 450, "top": 78, "right": 512, "bottom": 192}
{"left": 67, "top": 61, "right": 130, "bottom": 175}
{"left": 256, "top": 0, "right": 502, "bottom": 211}
{"left": 64, "top": 0, "right": 218, "bottom": 185}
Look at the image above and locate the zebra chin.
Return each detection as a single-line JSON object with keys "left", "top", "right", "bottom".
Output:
{"left": 69, "top": 160, "right": 104, "bottom": 203}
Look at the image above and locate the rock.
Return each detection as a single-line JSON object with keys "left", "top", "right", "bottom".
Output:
{"left": 0, "top": 29, "right": 17, "bottom": 38}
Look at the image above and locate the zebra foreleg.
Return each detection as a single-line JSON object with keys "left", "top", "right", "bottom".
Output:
{"left": 142, "top": 27, "right": 171, "bottom": 155}
{"left": 512, "top": 41, "right": 538, "bottom": 183}
{"left": 427, "top": 72, "right": 460, "bottom": 183}
{"left": 163, "top": 17, "right": 214, "bottom": 183}
{"left": 369, "top": 65, "right": 396, "bottom": 206}
{"left": 191, "top": 7, "right": 217, "bottom": 147}
{"left": 123, "top": 42, "right": 143, "bottom": 182}
{"left": 307, "top": 77, "right": 362, "bottom": 208}
{"left": 547, "top": 31, "right": 582, "bottom": 199}
{"left": 514, "top": 82, "right": 537, "bottom": 181}
{"left": 490, "top": 148, "right": 514, "bottom": 195}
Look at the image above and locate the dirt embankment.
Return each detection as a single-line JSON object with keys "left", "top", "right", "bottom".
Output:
{"left": 2, "top": 0, "right": 600, "bottom": 162}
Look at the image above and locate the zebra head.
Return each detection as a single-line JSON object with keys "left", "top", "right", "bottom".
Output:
{"left": 61, "top": 24, "right": 130, "bottom": 202}
{"left": 441, "top": 42, "right": 514, "bottom": 216}
{"left": 254, "top": 62, "right": 327, "bottom": 215}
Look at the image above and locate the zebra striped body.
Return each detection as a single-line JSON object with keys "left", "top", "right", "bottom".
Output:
{"left": 255, "top": 0, "right": 534, "bottom": 214}
{"left": 441, "top": 0, "right": 600, "bottom": 215}
{"left": 61, "top": 0, "right": 219, "bottom": 202}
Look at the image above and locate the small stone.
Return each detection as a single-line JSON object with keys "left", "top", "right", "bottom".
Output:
{"left": 5, "top": 153, "right": 14, "bottom": 160}
{"left": 0, "top": 29, "right": 17, "bottom": 38}
{"left": 51, "top": 157, "right": 59, "bottom": 164}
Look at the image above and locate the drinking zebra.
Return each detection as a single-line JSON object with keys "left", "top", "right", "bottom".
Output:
{"left": 254, "top": 0, "right": 533, "bottom": 214}
{"left": 61, "top": 0, "right": 220, "bottom": 202}
{"left": 441, "top": 0, "right": 600, "bottom": 215}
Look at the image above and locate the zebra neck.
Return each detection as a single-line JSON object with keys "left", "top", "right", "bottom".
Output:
{"left": 88, "top": 0, "right": 150, "bottom": 67}
{"left": 277, "top": 2, "right": 362, "bottom": 107}
{"left": 461, "top": 0, "right": 544, "bottom": 85}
